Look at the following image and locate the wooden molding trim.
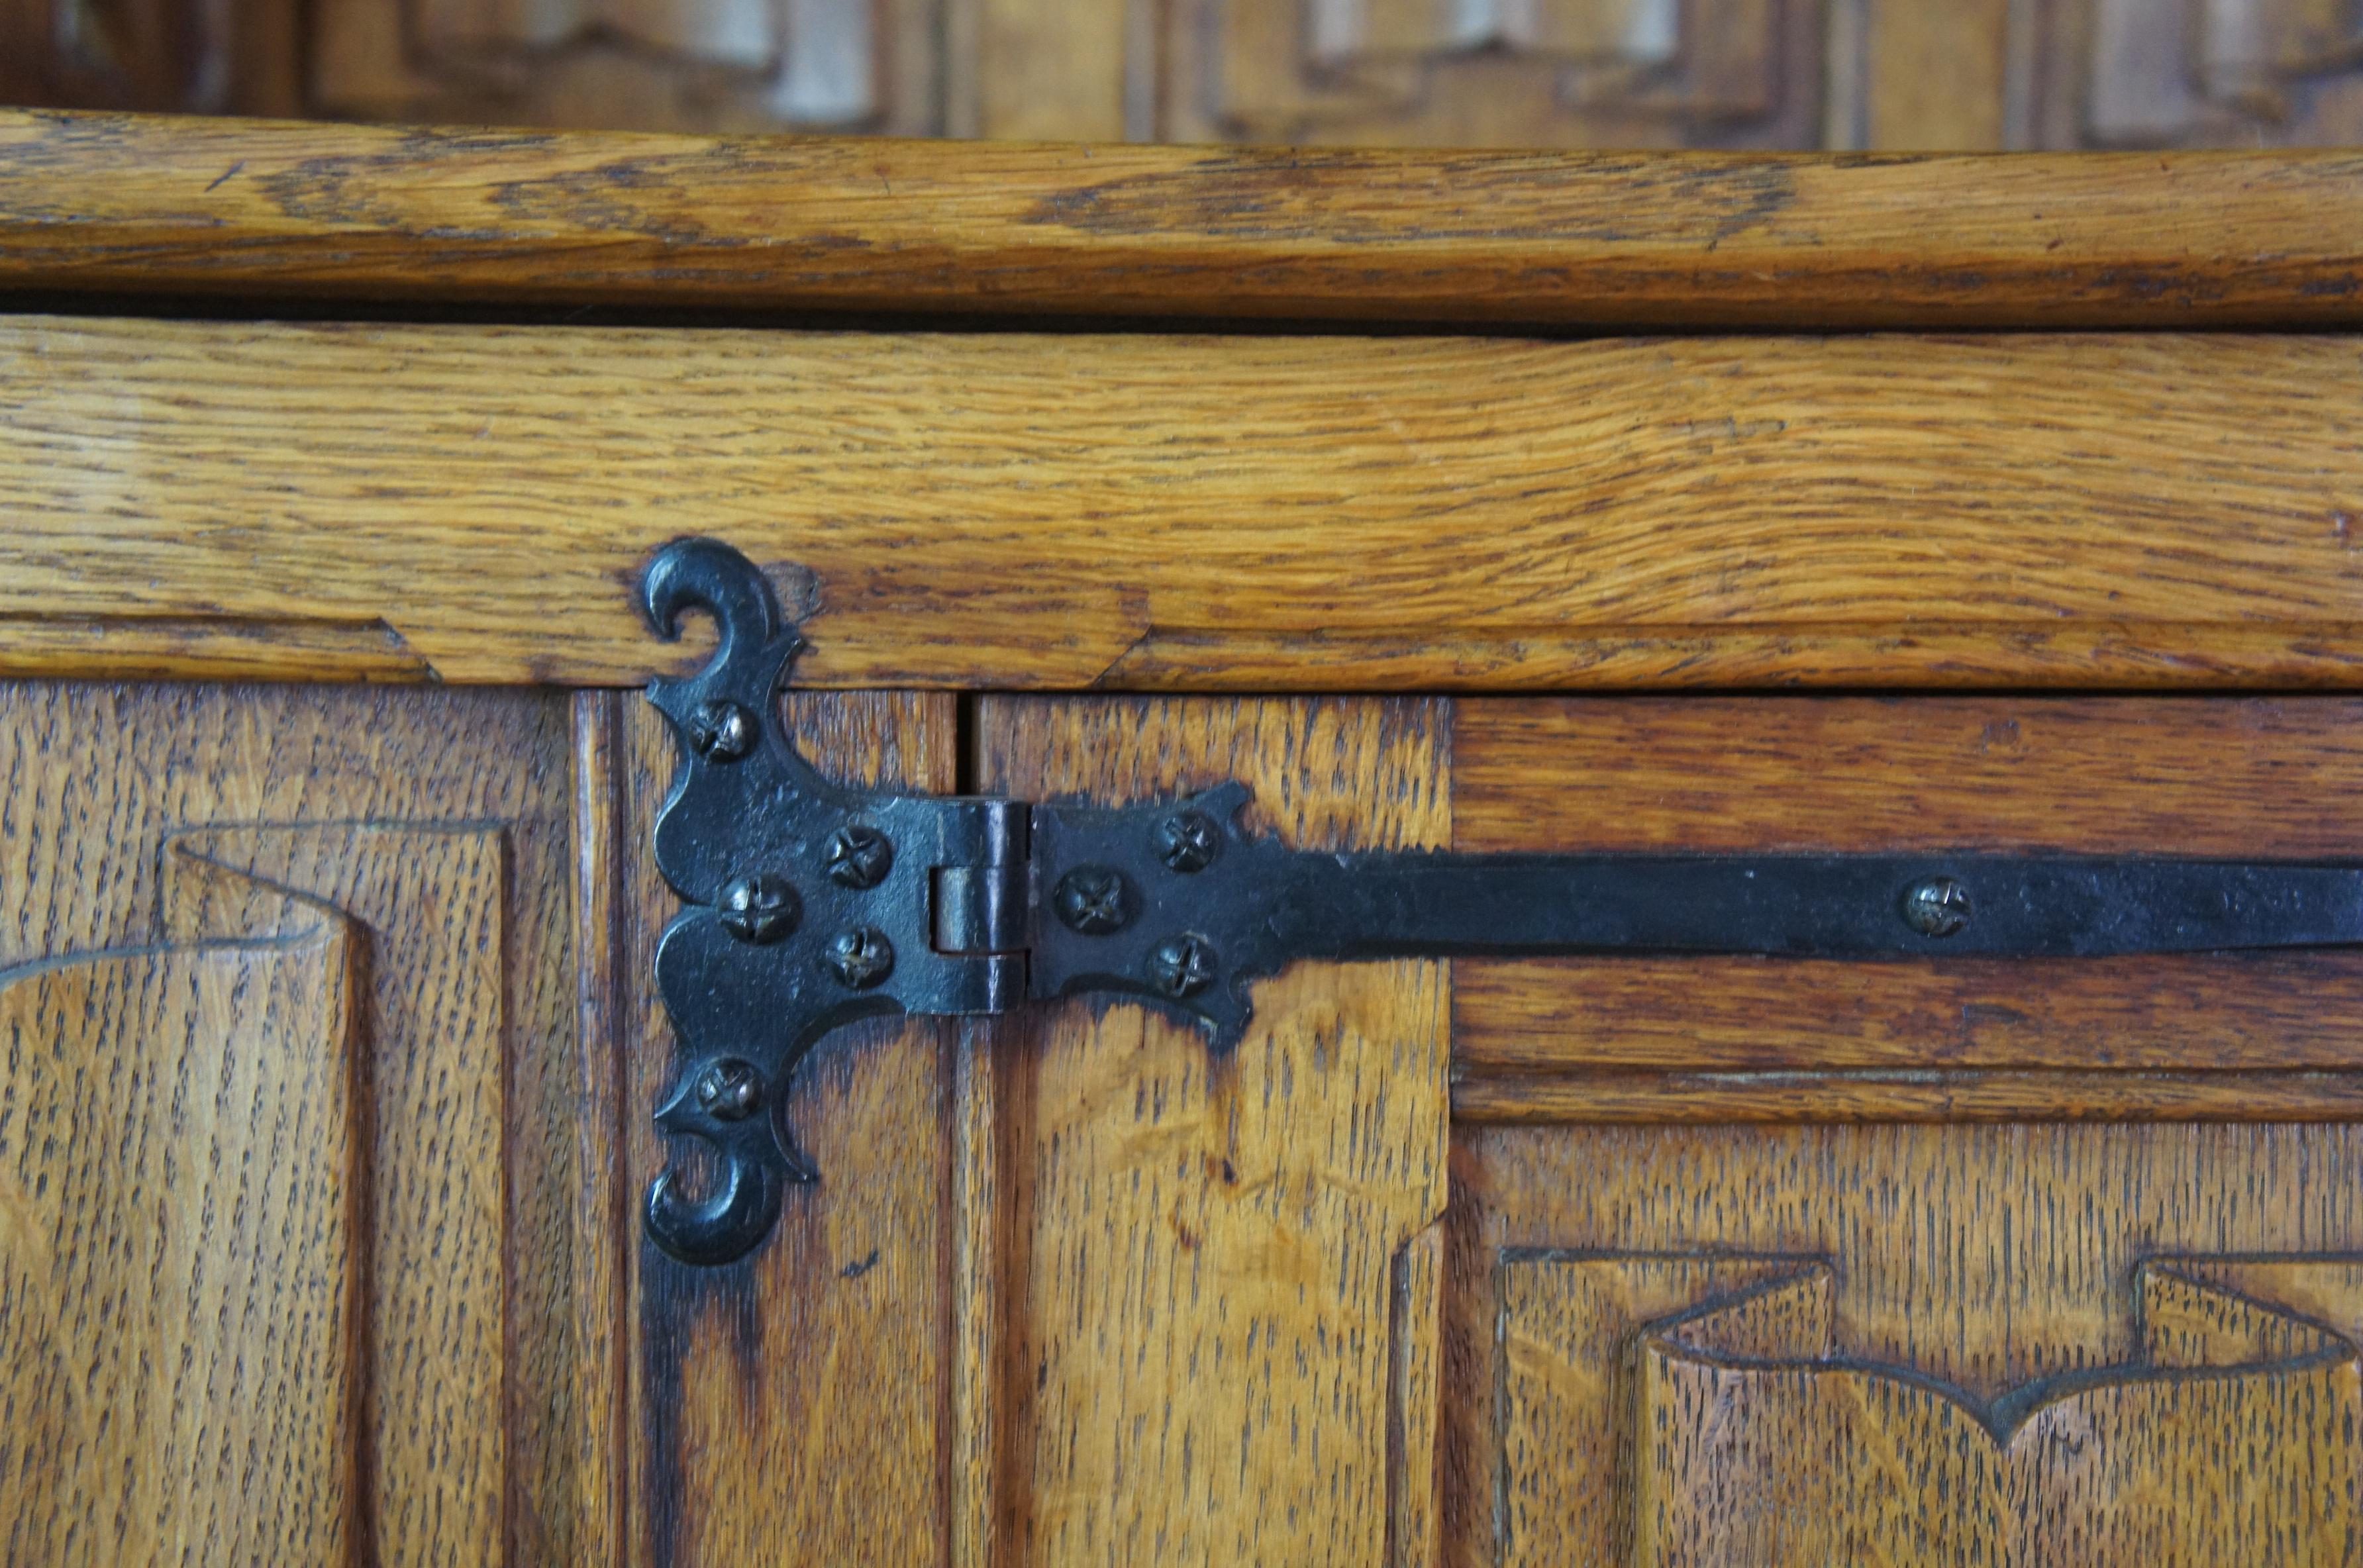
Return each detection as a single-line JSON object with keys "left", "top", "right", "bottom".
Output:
{"left": 8, "top": 110, "right": 2363, "bottom": 329}
{"left": 9, "top": 317, "right": 2363, "bottom": 689}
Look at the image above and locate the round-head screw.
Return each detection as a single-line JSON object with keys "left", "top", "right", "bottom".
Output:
{"left": 825, "top": 824, "right": 895, "bottom": 889}
{"left": 1053, "top": 866, "right": 1134, "bottom": 935}
{"left": 1155, "top": 810, "right": 1223, "bottom": 873}
{"left": 694, "top": 1059, "right": 764, "bottom": 1121}
{"left": 1901, "top": 876, "right": 1972, "bottom": 938}
{"left": 685, "top": 698, "right": 758, "bottom": 763}
{"left": 719, "top": 874, "right": 799, "bottom": 944}
{"left": 1148, "top": 934, "right": 1218, "bottom": 999}
{"left": 824, "top": 927, "right": 896, "bottom": 990}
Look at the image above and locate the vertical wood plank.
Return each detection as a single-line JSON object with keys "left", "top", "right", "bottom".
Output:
{"left": 978, "top": 695, "right": 1452, "bottom": 1567}
{"left": 625, "top": 691, "right": 959, "bottom": 1567}
{"left": 570, "top": 692, "right": 632, "bottom": 1567}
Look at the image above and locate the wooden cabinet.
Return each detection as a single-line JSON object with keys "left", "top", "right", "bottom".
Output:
{"left": 9, "top": 109, "right": 2363, "bottom": 1565}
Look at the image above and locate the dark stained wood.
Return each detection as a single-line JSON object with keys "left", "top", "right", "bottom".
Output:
{"left": 11, "top": 110, "right": 2363, "bottom": 328}
{"left": 14, "top": 320, "right": 2363, "bottom": 693}
{"left": 621, "top": 691, "right": 959, "bottom": 1567}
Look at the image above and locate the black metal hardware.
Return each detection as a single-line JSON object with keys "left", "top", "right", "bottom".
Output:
{"left": 639, "top": 538, "right": 2363, "bottom": 1266}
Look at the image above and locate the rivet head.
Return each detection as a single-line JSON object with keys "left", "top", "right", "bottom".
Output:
{"left": 695, "top": 1059, "right": 763, "bottom": 1121}
{"left": 1901, "top": 876, "right": 1972, "bottom": 938}
{"left": 825, "top": 927, "right": 895, "bottom": 989}
{"left": 1053, "top": 865, "right": 1134, "bottom": 935}
{"left": 685, "top": 698, "right": 758, "bottom": 763}
{"left": 825, "top": 824, "right": 895, "bottom": 889}
{"left": 1155, "top": 810, "right": 1223, "bottom": 873}
{"left": 719, "top": 874, "right": 799, "bottom": 944}
{"left": 1148, "top": 934, "right": 1218, "bottom": 999}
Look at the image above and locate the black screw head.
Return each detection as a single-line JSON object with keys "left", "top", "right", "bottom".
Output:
{"left": 824, "top": 927, "right": 895, "bottom": 990}
{"left": 694, "top": 1059, "right": 764, "bottom": 1122}
{"left": 1155, "top": 811, "right": 1223, "bottom": 873}
{"left": 685, "top": 698, "right": 758, "bottom": 763}
{"left": 825, "top": 824, "right": 895, "bottom": 889}
{"left": 1902, "top": 876, "right": 1972, "bottom": 938}
{"left": 1053, "top": 865, "right": 1134, "bottom": 935}
{"left": 1148, "top": 934, "right": 1218, "bottom": 999}
{"left": 719, "top": 874, "right": 799, "bottom": 944}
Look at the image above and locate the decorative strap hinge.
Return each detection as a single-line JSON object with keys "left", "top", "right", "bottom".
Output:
{"left": 637, "top": 538, "right": 2363, "bottom": 1267}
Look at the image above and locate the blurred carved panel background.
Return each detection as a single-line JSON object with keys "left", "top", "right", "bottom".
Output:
{"left": 9, "top": 0, "right": 2363, "bottom": 145}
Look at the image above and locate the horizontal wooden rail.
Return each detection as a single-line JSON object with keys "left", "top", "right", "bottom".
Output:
{"left": 7, "top": 318, "right": 2363, "bottom": 689}
{"left": 5, "top": 111, "right": 2363, "bottom": 330}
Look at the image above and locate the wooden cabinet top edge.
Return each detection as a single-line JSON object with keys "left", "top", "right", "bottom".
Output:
{"left": 7, "top": 109, "right": 2363, "bottom": 331}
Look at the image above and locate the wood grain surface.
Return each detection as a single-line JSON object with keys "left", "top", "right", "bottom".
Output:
{"left": 11, "top": 110, "right": 2363, "bottom": 328}
{"left": 976, "top": 696, "right": 1452, "bottom": 1566}
{"left": 0, "top": 902, "right": 357, "bottom": 1565}
{"left": 0, "top": 684, "right": 602, "bottom": 1563}
{"left": 1450, "top": 1124, "right": 2363, "bottom": 1565}
{"left": 12, "top": 318, "right": 2363, "bottom": 692}
{"left": 622, "top": 691, "right": 961, "bottom": 1567}
{"left": 1450, "top": 697, "right": 2363, "bottom": 1085}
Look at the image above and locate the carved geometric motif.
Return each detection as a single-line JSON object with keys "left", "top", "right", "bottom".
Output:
{"left": 1163, "top": 0, "right": 1823, "bottom": 146}
{"left": 309, "top": 0, "right": 940, "bottom": 132}
{"left": 2083, "top": 0, "right": 2363, "bottom": 145}
{"left": 1505, "top": 1253, "right": 2363, "bottom": 1564}
{"left": 1473, "top": 1123, "right": 2363, "bottom": 1565}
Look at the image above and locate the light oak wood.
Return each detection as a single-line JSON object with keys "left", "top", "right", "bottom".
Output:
{"left": 1450, "top": 1124, "right": 2363, "bottom": 1564}
{"left": 975, "top": 695, "right": 1452, "bottom": 1565}
{"left": 0, "top": 684, "right": 604, "bottom": 1561}
{"left": 0, "top": 910, "right": 356, "bottom": 1565}
{"left": 13, "top": 319, "right": 2363, "bottom": 692}
{"left": 13, "top": 110, "right": 2363, "bottom": 327}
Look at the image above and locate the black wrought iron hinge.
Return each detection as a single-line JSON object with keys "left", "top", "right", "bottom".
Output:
{"left": 638, "top": 538, "right": 2363, "bottom": 1265}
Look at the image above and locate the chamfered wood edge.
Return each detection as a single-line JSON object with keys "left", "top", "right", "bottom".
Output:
{"left": 9, "top": 109, "right": 2363, "bottom": 330}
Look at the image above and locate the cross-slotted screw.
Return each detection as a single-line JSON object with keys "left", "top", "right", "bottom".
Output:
{"left": 1148, "top": 934, "right": 1218, "bottom": 999}
{"left": 719, "top": 874, "right": 799, "bottom": 944}
{"left": 1155, "top": 811, "right": 1223, "bottom": 873}
{"left": 1054, "top": 866, "right": 1134, "bottom": 935}
{"left": 825, "top": 927, "right": 896, "bottom": 990}
{"left": 685, "top": 698, "right": 758, "bottom": 763}
{"left": 1901, "top": 876, "right": 1972, "bottom": 938}
{"left": 695, "top": 1059, "right": 764, "bottom": 1121}
{"left": 825, "top": 824, "right": 895, "bottom": 889}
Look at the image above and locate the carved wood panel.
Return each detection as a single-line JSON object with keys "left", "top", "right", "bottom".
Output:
{"left": 1440, "top": 693, "right": 2363, "bottom": 1563}
{"left": 18, "top": 0, "right": 2363, "bottom": 146}
{"left": 0, "top": 684, "right": 609, "bottom": 1563}
{"left": 1463, "top": 1128, "right": 2363, "bottom": 1564}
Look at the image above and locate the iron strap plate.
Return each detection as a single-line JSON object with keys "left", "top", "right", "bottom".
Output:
{"left": 639, "top": 539, "right": 2363, "bottom": 1265}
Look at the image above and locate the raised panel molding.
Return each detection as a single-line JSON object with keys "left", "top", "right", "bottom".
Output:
{"left": 309, "top": 0, "right": 944, "bottom": 131}
{"left": 1163, "top": 0, "right": 1823, "bottom": 147}
{"left": 21, "top": 0, "right": 2363, "bottom": 146}
{"left": 165, "top": 824, "right": 513, "bottom": 1564}
{"left": 1459, "top": 1126, "right": 2363, "bottom": 1563}
{"left": 0, "top": 685, "right": 599, "bottom": 1562}
{"left": 0, "top": 895, "right": 359, "bottom": 1565}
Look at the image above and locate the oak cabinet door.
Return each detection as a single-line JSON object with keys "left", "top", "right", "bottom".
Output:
{"left": 10, "top": 685, "right": 2363, "bottom": 1564}
{"left": 619, "top": 689, "right": 2363, "bottom": 1565}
